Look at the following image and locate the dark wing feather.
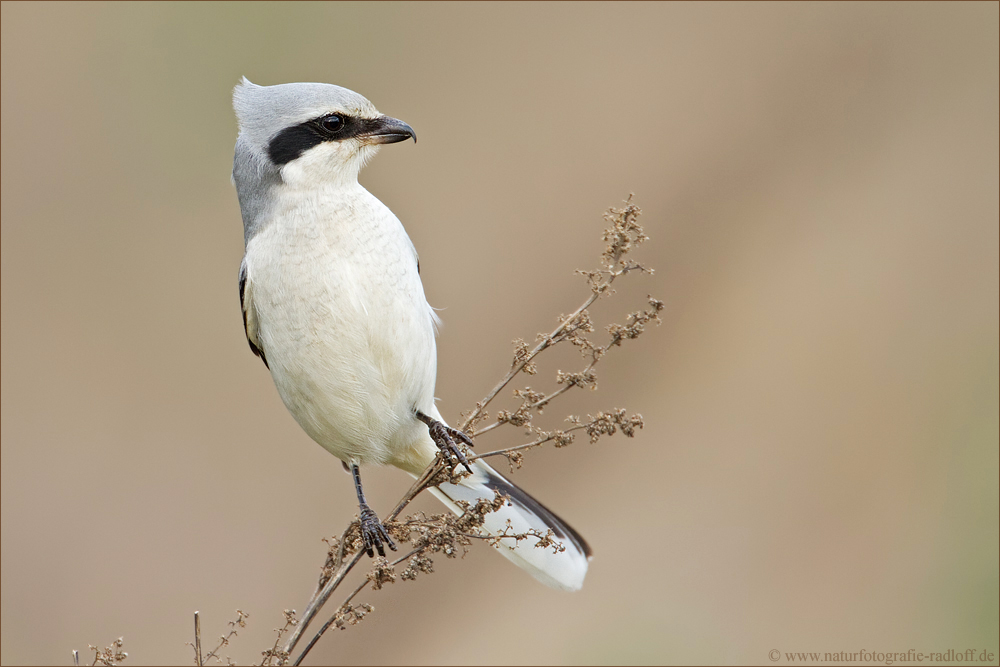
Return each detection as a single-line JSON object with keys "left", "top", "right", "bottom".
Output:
{"left": 239, "top": 260, "right": 268, "bottom": 368}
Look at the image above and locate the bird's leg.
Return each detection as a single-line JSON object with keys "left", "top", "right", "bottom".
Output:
{"left": 350, "top": 463, "right": 396, "bottom": 558}
{"left": 415, "top": 410, "right": 474, "bottom": 474}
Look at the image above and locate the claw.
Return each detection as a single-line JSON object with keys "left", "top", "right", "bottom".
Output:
{"left": 432, "top": 422, "right": 473, "bottom": 473}
{"left": 359, "top": 504, "right": 396, "bottom": 558}
{"left": 416, "top": 411, "right": 474, "bottom": 474}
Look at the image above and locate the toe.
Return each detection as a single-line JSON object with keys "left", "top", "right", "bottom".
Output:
{"left": 381, "top": 527, "right": 398, "bottom": 551}
{"left": 450, "top": 428, "right": 475, "bottom": 447}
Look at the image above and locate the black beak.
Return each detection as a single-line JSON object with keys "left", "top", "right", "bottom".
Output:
{"left": 361, "top": 116, "right": 416, "bottom": 145}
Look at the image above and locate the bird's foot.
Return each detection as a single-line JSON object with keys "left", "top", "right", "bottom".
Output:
{"left": 416, "top": 411, "right": 474, "bottom": 474}
{"left": 358, "top": 503, "right": 396, "bottom": 558}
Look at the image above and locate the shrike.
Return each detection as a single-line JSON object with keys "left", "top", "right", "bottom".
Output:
{"left": 231, "top": 79, "right": 589, "bottom": 590}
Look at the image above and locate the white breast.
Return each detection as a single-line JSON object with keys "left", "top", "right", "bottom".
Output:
{"left": 244, "top": 181, "right": 438, "bottom": 465}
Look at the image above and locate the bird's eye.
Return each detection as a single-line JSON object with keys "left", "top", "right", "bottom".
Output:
{"left": 320, "top": 115, "right": 343, "bottom": 133}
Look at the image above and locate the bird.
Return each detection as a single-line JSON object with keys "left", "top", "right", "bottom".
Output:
{"left": 231, "top": 78, "right": 590, "bottom": 591}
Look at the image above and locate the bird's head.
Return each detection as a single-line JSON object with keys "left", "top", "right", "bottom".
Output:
{"left": 232, "top": 78, "right": 415, "bottom": 188}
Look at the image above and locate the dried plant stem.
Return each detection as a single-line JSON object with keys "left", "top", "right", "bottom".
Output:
{"left": 469, "top": 357, "right": 598, "bottom": 439}
{"left": 460, "top": 286, "right": 607, "bottom": 434}
{"left": 472, "top": 421, "right": 594, "bottom": 460}
{"left": 85, "top": 638, "right": 127, "bottom": 666}
{"left": 386, "top": 457, "right": 445, "bottom": 522}
{"left": 194, "top": 612, "right": 203, "bottom": 666}
{"left": 192, "top": 610, "right": 247, "bottom": 665}
{"left": 292, "top": 546, "right": 419, "bottom": 666}
{"left": 281, "top": 461, "right": 444, "bottom": 661}
{"left": 281, "top": 550, "right": 364, "bottom": 660}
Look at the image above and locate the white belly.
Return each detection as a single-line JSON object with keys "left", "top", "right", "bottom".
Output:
{"left": 245, "top": 186, "right": 438, "bottom": 465}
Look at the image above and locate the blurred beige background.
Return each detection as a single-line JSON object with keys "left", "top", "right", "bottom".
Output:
{"left": 2, "top": 2, "right": 997, "bottom": 665}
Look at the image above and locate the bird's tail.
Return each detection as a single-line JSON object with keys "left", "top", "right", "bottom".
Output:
{"left": 426, "top": 459, "right": 591, "bottom": 591}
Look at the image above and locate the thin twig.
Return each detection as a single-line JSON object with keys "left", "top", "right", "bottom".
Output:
{"left": 293, "top": 546, "right": 426, "bottom": 666}
{"left": 386, "top": 458, "right": 446, "bottom": 521}
{"left": 289, "top": 466, "right": 448, "bottom": 664}
{"left": 471, "top": 422, "right": 593, "bottom": 461}
{"left": 292, "top": 576, "right": 369, "bottom": 666}
{"left": 194, "top": 612, "right": 203, "bottom": 667}
{"left": 198, "top": 610, "right": 247, "bottom": 665}
{"left": 459, "top": 285, "right": 609, "bottom": 433}
{"left": 332, "top": 526, "right": 349, "bottom": 575}
{"left": 280, "top": 550, "right": 364, "bottom": 660}
{"left": 281, "top": 460, "right": 446, "bottom": 660}
{"left": 469, "top": 360, "right": 597, "bottom": 438}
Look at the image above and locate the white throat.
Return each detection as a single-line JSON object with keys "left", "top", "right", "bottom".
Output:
{"left": 279, "top": 142, "right": 380, "bottom": 189}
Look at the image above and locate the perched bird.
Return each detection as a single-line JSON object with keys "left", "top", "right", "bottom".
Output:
{"left": 231, "top": 79, "right": 590, "bottom": 590}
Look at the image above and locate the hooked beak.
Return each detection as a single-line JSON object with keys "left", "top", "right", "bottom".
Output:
{"left": 360, "top": 115, "right": 416, "bottom": 145}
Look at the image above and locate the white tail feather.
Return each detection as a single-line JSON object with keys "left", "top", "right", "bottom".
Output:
{"left": 425, "top": 459, "right": 591, "bottom": 591}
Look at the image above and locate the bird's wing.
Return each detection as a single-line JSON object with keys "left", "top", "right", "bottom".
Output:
{"left": 239, "top": 258, "right": 268, "bottom": 368}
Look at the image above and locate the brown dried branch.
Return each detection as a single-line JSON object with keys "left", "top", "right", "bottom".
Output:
{"left": 192, "top": 610, "right": 247, "bottom": 666}
{"left": 194, "top": 612, "right": 202, "bottom": 667}
{"left": 86, "top": 638, "right": 127, "bottom": 666}
{"left": 471, "top": 409, "right": 644, "bottom": 471}
{"left": 472, "top": 293, "right": 662, "bottom": 437}
{"left": 279, "top": 459, "right": 448, "bottom": 661}
{"left": 290, "top": 492, "right": 526, "bottom": 665}
{"left": 259, "top": 610, "right": 297, "bottom": 667}
{"left": 466, "top": 197, "right": 657, "bottom": 441}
